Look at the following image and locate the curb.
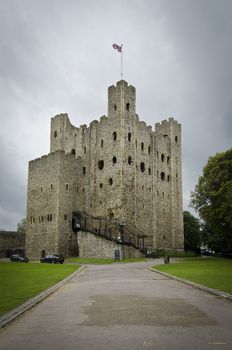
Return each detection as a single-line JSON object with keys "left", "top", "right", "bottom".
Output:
{"left": 149, "top": 267, "right": 232, "bottom": 301}
{"left": 0, "top": 265, "right": 86, "bottom": 329}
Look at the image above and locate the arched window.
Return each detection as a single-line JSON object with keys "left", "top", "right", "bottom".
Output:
{"left": 161, "top": 154, "right": 165, "bottom": 162}
{"left": 161, "top": 172, "right": 165, "bottom": 181}
{"left": 98, "top": 160, "right": 104, "bottom": 170}
{"left": 101, "top": 139, "right": 104, "bottom": 147}
{"left": 112, "top": 156, "right": 117, "bottom": 164}
{"left": 126, "top": 102, "right": 130, "bottom": 111}
{"left": 113, "top": 132, "right": 117, "bottom": 141}
{"left": 140, "top": 162, "right": 145, "bottom": 172}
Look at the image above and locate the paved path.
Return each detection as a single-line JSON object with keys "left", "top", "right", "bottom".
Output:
{"left": 1, "top": 260, "right": 232, "bottom": 350}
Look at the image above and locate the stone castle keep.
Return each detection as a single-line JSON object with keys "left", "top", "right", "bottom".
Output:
{"left": 26, "top": 80, "right": 184, "bottom": 259}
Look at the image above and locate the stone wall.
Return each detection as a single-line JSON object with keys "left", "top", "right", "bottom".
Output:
{"left": 0, "top": 231, "right": 25, "bottom": 258}
{"left": 77, "top": 231, "right": 144, "bottom": 259}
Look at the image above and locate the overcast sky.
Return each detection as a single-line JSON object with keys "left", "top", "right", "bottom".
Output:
{"left": 0, "top": 0, "right": 231, "bottom": 230}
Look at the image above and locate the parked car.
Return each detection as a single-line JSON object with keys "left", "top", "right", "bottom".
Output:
{"left": 10, "top": 254, "right": 29, "bottom": 263}
{"left": 40, "top": 255, "right": 64, "bottom": 264}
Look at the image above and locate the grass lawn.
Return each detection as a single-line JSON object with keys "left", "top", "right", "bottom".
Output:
{"left": 67, "top": 257, "right": 146, "bottom": 264}
{"left": 153, "top": 257, "right": 232, "bottom": 294}
{"left": 0, "top": 262, "right": 80, "bottom": 316}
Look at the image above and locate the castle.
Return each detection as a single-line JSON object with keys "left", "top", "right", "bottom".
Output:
{"left": 26, "top": 80, "right": 184, "bottom": 259}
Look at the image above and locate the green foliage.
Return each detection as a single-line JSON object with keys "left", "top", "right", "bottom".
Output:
{"left": 0, "top": 262, "right": 80, "bottom": 316}
{"left": 153, "top": 257, "right": 232, "bottom": 294}
{"left": 190, "top": 148, "right": 232, "bottom": 255}
{"left": 67, "top": 257, "right": 146, "bottom": 264}
{"left": 183, "top": 211, "right": 201, "bottom": 251}
{"left": 17, "top": 217, "right": 26, "bottom": 234}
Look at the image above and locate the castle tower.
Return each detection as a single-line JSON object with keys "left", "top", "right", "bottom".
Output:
{"left": 26, "top": 80, "right": 184, "bottom": 259}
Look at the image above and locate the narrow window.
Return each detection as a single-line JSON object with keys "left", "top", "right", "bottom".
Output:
{"left": 47, "top": 215, "right": 50, "bottom": 221}
{"left": 113, "top": 132, "right": 117, "bottom": 141}
{"left": 141, "top": 142, "right": 144, "bottom": 151}
{"left": 114, "top": 104, "right": 117, "bottom": 111}
{"left": 112, "top": 156, "right": 117, "bottom": 164}
{"left": 140, "top": 162, "right": 145, "bottom": 172}
{"left": 126, "top": 102, "right": 130, "bottom": 111}
{"left": 148, "top": 146, "right": 151, "bottom": 154}
{"left": 83, "top": 167, "right": 86, "bottom": 175}
{"left": 54, "top": 131, "right": 57, "bottom": 137}
{"left": 40, "top": 187, "right": 43, "bottom": 192}
{"left": 162, "top": 192, "right": 164, "bottom": 199}
{"left": 157, "top": 191, "right": 159, "bottom": 196}
{"left": 101, "top": 139, "right": 104, "bottom": 147}
{"left": 83, "top": 146, "right": 86, "bottom": 154}
{"left": 128, "top": 132, "right": 131, "bottom": 142}
{"left": 148, "top": 167, "right": 151, "bottom": 175}
{"left": 71, "top": 149, "right": 76, "bottom": 155}
{"left": 161, "top": 154, "right": 165, "bottom": 162}
{"left": 76, "top": 187, "right": 79, "bottom": 192}
{"left": 99, "top": 183, "right": 103, "bottom": 188}
{"left": 50, "top": 214, "right": 52, "bottom": 221}
{"left": 108, "top": 178, "right": 113, "bottom": 185}
{"left": 51, "top": 184, "right": 53, "bottom": 189}
{"left": 135, "top": 140, "right": 137, "bottom": 148}
{"left": 167, "top": 156, "right": 170, "bottom": 165}
{"left": 66, "top": 184, "right": 69, "bottom": 190}
{"left": 98, "top": 160, "right": 104, "bottom": 170}
{"left": 175, "top": 136, "right": 178, "bottom": 143}
{"left": 128, "top": 156, "right": 132, "bottom": 165}
{"left": 64, "top": 214, "right": 67, "bottom": 220}
{"left": 41, "top": 216, "right": 43, "bottom": 222}
{"left": 161, "top": 172, "right": 165, "bottom": 181}
{"left": 82, "top": 187, "right": 85, "bottom": 193}
{"left": 167, "top": 175, "right": 170, "bottom": 182}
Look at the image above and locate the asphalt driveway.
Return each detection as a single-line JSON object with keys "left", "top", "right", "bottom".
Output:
{"left": 0, "top": 259, "right": 231, "bottom": 350}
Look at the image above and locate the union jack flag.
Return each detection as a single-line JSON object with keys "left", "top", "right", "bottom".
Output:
{"left": 112, "top": 43, "right": 122, "bottom": 52}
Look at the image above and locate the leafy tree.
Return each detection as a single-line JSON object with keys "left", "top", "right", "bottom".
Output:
{"left": 17, "top": 218, "right": 26, "bottom": 234}
{"left": 190, "top": 148, "right": 232, "bottom": 255}
{"left": 183, "top": 211, "right": 201, "bottom": 251}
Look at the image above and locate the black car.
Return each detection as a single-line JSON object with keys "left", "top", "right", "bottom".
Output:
{"left": 10, "top": 254, "right": 29, "bottom": 263}
{"left": 40, "top": 255, "right": 64, "bottom": 264}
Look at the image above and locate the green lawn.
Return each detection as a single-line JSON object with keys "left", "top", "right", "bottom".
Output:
{"left": 153, "top": 257, "right": 232, "bottom": 294}
{"left": 67, "top": 257, "right": 146, "bottom": 264}
{"left": 0, "top": 262, "right": 80, "bottom": 316}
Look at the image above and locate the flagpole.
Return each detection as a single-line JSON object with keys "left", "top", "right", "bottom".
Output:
{"left": 121, "top": 44, "right": 123, "bottom": 80}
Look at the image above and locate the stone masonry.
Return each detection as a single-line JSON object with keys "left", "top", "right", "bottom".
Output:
{"left": 26, "top": 80, "right": 184, "bottom": 259}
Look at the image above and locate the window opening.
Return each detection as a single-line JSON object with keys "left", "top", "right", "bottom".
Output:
{"left": 126, "top": 102, "right": 130, "bottom": 111}
{"left": 98, "top": 160, "right": 104, "bottom": 170}
{"left": 148, "top": 146, "right": 151, "bottom": 154}
{"left": 108, "top": 178, "right": 113, "bottom": 185}
{"left": 83, "top": 167, "right": 86, "bottom": 175}
{"left": 128, "top": 156, "right": 132, "bottom": 165}
{"left": 50, "top": 184, "right": 53, "bottom": 189}
{"left": 148, "top": 167, "right": 151, "bottom": 175}
{"left": 66, "top": 184, "right": 69, "bottom": 190}
{"left": 141, "top": 142, "right": 144, "bottom": 151}
{"left": 161, "top": 172, "right": 165, "bottom": 181}
{"left": 167, "top": 175, "right": 170, "bottom": 182}
{"left": 114, "top": 104, "right": 117, "bottom": 111}
{"left": 112, "top": 156, "right": 117, "bottom": 164}
{"left": 49, "top": 214, "right": 52, "bottom": 221}
{"left": 83, "top": 146, "right": 86, "bottom": 153}
{"left": 64, "top": 214, "right": 67, "bottom": 220}
{"left": 128, "top": 132, "right": 131, "bottom": 142}
{"left": 40, "top": 187, "right": 43, "bottom": 192}
{"left": 167, "top": 156, "right": 170, "bottom": 165}
{"left": 175, "top": 136, "right": 178, "bottom": 143}
{"left": 140, "top": 162, "right": 145, "bottom": 172}
{"left": 71, "top": 149, "right": 76, "bottom": 155}
{"left": 54, "top": 131, "right": 57, "bottom": 137}
{"left": 99, "top": 183, "right": 103, "bottom": 188}
{"left": 113, "top": 132, "right": 117, "bottom": 141}
{"left": 101, "top": 139, "right": 104, "bottom": 147}
{"left": 161, "top": 154, "right": 165, "bottom": 162}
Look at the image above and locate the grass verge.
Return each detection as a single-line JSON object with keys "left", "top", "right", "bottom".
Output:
{"left": 67, "top": 257, "right": 146, "bottom": 264}
{"left": 0, "top": 262, "right": 80, "bottom": 316}
{"left": 153, "top": 257, "right": 232, "bottom": 294}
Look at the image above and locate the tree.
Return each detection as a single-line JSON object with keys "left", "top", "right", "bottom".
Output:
{"left": 190, "top": 148, "right": 232, "bottom": 255}
{"left": 17, "top": 218, "right": 26, "bottom": 234}
{"left": 183, "top": 211, "right": 201, "bottom": 251}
